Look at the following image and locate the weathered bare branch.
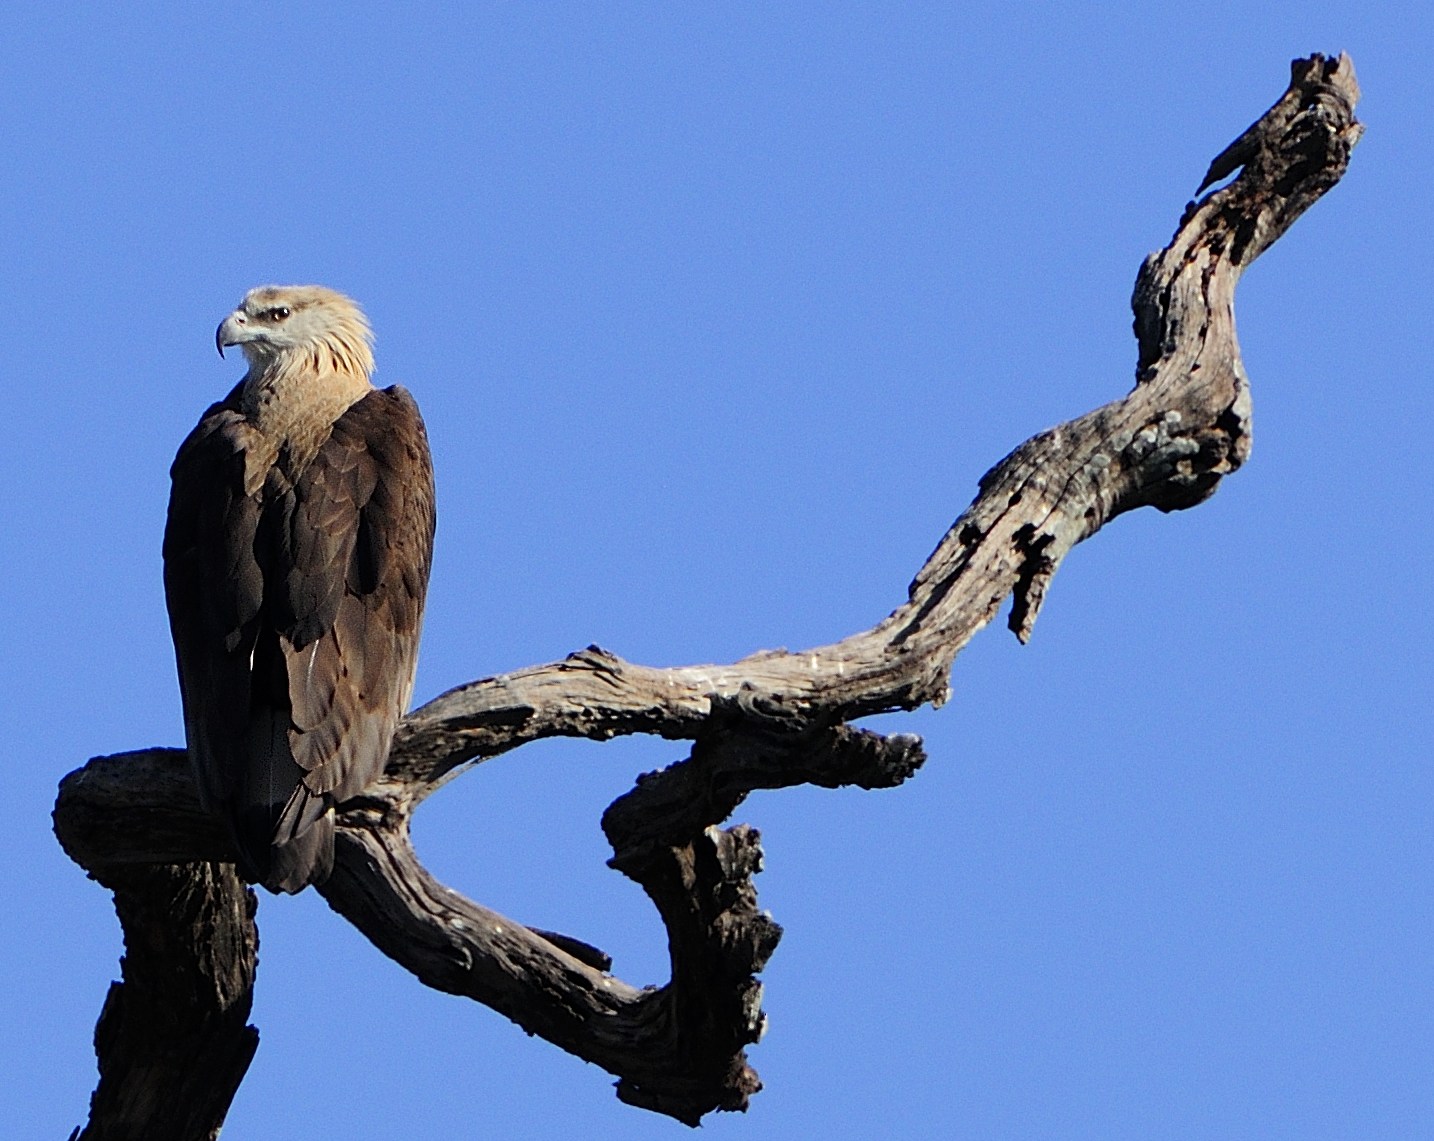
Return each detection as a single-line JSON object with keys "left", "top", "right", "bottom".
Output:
{"left": 54, "top": 53, "right": 1361, "bottom": 1133}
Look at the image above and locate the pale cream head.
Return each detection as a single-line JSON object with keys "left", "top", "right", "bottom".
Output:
{"left": 216, "top": 285, "right": 375, "bottom": 381}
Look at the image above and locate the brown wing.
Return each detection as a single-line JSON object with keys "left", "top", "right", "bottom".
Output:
{"left": 269, "top": 386, "right": 436, "bottom": 824}
{"left": 163, "top": 383, "right": 264, "bottom": 821}
{"left": 164, "top": 384, "right": 435, "bottom": 893}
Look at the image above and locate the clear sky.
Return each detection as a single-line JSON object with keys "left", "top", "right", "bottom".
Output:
{"left": 2, "top": 4, "right": 1429, "bottom": 1139}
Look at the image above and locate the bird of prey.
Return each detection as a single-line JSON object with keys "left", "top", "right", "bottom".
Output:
{"left": 163, "top": 285, "right": 435, "bottom": 893}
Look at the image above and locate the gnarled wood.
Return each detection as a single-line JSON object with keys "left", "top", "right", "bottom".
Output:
{"left": 54, "top": 53, "right": 1360, "bottom": 1134}
{"left": 62, "top": 862, "right": 258, "bottom": 1141}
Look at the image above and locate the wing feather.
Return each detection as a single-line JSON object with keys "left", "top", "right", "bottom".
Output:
{"left": 278, "top": 387, "right": 434, "bottom": 804}
{"left": 163, "top": 385, "right": 263, "bottom": 816}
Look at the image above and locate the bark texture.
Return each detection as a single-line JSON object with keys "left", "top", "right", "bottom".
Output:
{"left": 54, "top": 54, "right": 1361, "bottom": 1134}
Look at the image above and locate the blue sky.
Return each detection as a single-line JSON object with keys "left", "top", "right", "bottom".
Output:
{"left": 2, "top": 4, "right": 1430, "bottom": 1139}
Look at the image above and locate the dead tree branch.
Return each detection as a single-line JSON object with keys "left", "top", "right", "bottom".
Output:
{"left": 54, "top": 54, "right": 1361, "bottom": 1134}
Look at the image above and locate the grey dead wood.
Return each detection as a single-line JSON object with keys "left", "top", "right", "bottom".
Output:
{"left": 53, "top": 53, "right": 1361, "bottom": 1135}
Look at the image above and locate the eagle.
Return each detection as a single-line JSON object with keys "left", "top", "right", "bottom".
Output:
{"left": 163, "top": 285, "right": 436, "bottom": 893}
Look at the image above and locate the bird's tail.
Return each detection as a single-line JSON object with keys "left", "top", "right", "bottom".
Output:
{"left": 266, "top": 800, "right": 335, "bottom": 894}
{"left": 235, "top": 704, "right": 336, "bottom": 894}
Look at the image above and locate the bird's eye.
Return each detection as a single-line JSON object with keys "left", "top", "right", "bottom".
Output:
{"left": 266, "top": 306, "right": 291, "bottom": 322}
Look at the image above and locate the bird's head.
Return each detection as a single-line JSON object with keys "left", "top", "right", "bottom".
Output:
{"left": 217, "top": 285, "right": 375, "bottom": 380}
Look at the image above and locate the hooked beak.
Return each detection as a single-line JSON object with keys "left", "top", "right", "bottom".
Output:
{"left": 215, "top": 311, "right": 247, "bottom": 358}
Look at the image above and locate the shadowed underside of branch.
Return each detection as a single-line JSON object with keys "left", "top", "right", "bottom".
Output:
{"left": 53, "top": 54, "right": 1360, "bottom": 1136}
